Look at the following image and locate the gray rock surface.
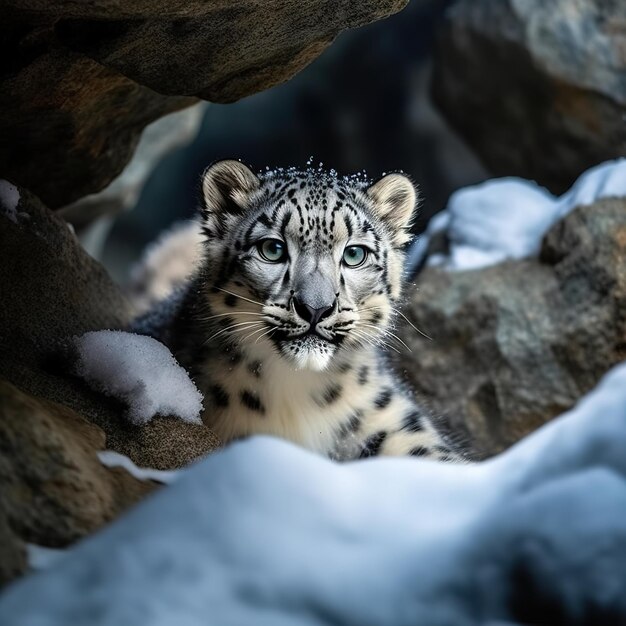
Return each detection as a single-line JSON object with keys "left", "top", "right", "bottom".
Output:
{"left": 0, "top": 183, "right": 221, "bottom": 466}
{"left": 0, "top": 0, "right": 406, "bottom": 208}
{"left": 432, "top": 0, "right": 626, "bottom": 193}
{"left": 0, "top": 185, "right": 221, "bottom": 586}
{"left": 397, "top": 198, "right": 626, "bottom": 457}
{"left": 0, "top": 381, "right": 155, "bottom": 548}
{"left": 0, "top": 510, "right": 26, "bottom": 587}
{"left": 0, "top": 185, "right": 134, "bottom": 362}
{"left": 59, "top": 104, "right": 207, "bottom": 241}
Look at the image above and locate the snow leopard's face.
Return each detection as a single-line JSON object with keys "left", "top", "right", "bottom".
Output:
{"left": 200, "top": 161, "right": 417, "bottom": 371}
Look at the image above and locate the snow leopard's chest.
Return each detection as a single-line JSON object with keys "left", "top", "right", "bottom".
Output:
{"left": 191, "top": 340, "right": 445, "bottom": 461}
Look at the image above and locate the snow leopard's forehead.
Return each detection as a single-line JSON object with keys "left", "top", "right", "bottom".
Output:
{"left": 241, "top": 168, "right": 387, "bottom": 250}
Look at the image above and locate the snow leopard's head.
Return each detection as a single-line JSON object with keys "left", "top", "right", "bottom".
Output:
{"left": 200, "top": 160, "right": 417, "bottom": 371}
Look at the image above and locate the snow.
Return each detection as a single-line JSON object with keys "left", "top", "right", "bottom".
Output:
{"left": 0, "top": 179, "right": 20, "bottom": 224}
{"left": 406, "top": 158, "right": 626, "bottom": 274}
{"left": 73, "top": 331, "right": 203, "bottom": 425}
{"left": 3, "top": 362, "right": 626, "bottom": 624}
{"left": 97, "top": 450, "right": 182, "bottom": 485}
{"left": 26, "top": 545, "right": 66, "bottom": 572}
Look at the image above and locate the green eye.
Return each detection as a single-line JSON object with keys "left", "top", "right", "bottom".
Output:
{"left": 258, "top": 239, "right": 287, "bottom": 262}
{"left": 343, "top": 245, "right": 367, "bottom": 267}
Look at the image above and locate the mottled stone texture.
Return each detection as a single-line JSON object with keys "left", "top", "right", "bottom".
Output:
{"left": 432, "top": 0, "right": 626, "bottom": 193}
{"left": 0, "top": 381, "right": 155, "bottom": 547}
{"left": 0, "top": 0, "right": 407, "bottom": 208}
{"left": 398, "top": 198, "right": 626, "bottom": 458}
{"left": 0, "top": 187, "right": 221, "bottom": 585}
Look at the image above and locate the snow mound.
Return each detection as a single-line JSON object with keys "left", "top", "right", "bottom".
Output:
{"left": 407, "top": 158, "right": 626, "bottom": 273}
{"left": 73, "top": 331, "right": 203, "bottom": 425}
{"left": 3, "top": 362, "right": 626, "bottom": 624}
{"left": 0, "top": 179, "right": 20, "bottom": 224}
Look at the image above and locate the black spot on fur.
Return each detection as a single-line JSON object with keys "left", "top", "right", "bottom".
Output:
{"left": 358, "top": 365, "right": 369, "bottom": 386}
{"left": 240, "top": 390, "right": 265, "bottom": 414}
{"left": 402, "top": 410, "right": 424, "bottom": 433}
{"left": 337, "top": 362, "right": 351, "bottom": 373}
{"left": 317, "top": 384, "right": 342, "bottom": 406}
{"left": 226, "top": 349, "right": 242, "bottom": 365}
{"left": 371, "top": 310, "right": 383, "bottom": 324}
{"left": 224, "top": 294, "right": 237, "bottom": 307}
{"left": 209, "top": 385, "right": 229, "bottom": 408}
{"left": 360, "top": 431, "right": 387, "bottom": 458}
{"left": 374, "top": 388, "right": 393, "bottom": 410}
{"left": 339, "top": 410, "right": 362, "bottom": 437}
{"left": 247, "top": 360, "right": 262, "bottom": 378}
{"left": 409, "top": 446, "right": 429, "bottom": 457}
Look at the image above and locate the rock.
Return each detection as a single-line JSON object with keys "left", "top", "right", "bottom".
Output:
{"left": 0, "top": 183, "right": 222, "bottom": 578}
{"left": 52, "top": 1, "right": 408, "bottom": 102}
{"left": 0, "top": 380, "right": 155, "bottom": 551}
{"left": 397, "top": 198, "right": 626, "bottom": 457}
{"left": 0, "top": 1, "right": 407, "bottom": 209}
{"left": 0, "top": 510, "right": 27, "bottom": 587}
{"left": 432, "top": 0, "right": 626, "bottom": 193}
{"left": 0, "top": 184, "right": 221, "bottom": 472}
{"left": 59, "top": 104, "right": 207, "bottom": 245}
{"left": 0, "top": 184, "right": 134, "bottom": 363}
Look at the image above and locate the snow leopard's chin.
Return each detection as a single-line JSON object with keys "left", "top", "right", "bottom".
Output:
{"left": 278, "top": 335, "right": 336, "bottom": 371}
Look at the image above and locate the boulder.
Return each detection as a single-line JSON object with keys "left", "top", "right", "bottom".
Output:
{"left": 397, "top": 198, "right": 626, "bottom": 457}
{"left": 0, "top": 183, "right": 221, "bottom": 588}
{"left": 0, "top": 184, "right": 134, "bottom": 363}
{"left": 0, "top": 181, "right": 221, "bottom": 467}
{"left": 0, "top": 381, "right": 155, "bottom": 549}
{"left": 0, "top": 510, "right": 26, "bottom": 587}
{"left": 431, "top": 0, "right": 626, "bottom": 193}
{"left": 59, "top": 104, "right": 207, "bottom": 244}
{"left": 0, "top": 0, "right": 407, "bottom": 208}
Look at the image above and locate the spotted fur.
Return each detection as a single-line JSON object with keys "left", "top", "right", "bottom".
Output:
{"left": 134, "top": 161, "right": 465, "bottom": 462}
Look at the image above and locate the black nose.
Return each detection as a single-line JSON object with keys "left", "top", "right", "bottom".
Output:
{"left": 292, "top": 295, "right": 335, "bottom": 327}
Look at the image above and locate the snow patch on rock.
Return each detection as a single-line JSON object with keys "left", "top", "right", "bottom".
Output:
{"left": 73, "top": 331, "right": 203, "bottom": 425}
{"left": 26, "top": 545, "right": 66, "bottom": 572}
{"left": 407, "top": 158, "right": 626, "bottom": 274}
{"left": 97, "top": 450, "right": 182, "bottom": 485}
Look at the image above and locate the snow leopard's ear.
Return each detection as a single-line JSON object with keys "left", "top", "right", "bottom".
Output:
{"left": 201, "top": 160, "right": 260, "bottom": 220}
{"left": 366, "top": 173, "right": 418, "bottom": 246}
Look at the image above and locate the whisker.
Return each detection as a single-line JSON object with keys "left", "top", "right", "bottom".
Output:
{"left": 350, "top": 328, "right": 379, "bottom": 350}
{"left": 359, "top": 323, "right": 412, "bottom": 353}
{"left": 355, "top": 304, "right": 432, "bottom": 341}
{"left": 254, "top": 327, "right": 278, "bottom": 344}
{"left": 392, "top": 308, "right": 432, "bottom": 341}
{"left": 353, "top": 326, "right": 401, "bottom": 354}
{"left": 203, "top": 321, "right": 264, "bottom": 345}
{"left": 240, "top": 325, "right": 271, "bottom": 343}
{"left": 200, "top": 312, "right": 265, "bottom": 322}
{"left": 213, "top": 286, "right": 264, "bottom": 308}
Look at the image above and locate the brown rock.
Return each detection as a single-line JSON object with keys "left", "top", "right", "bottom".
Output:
{"left": 0, "top": 185, "right": 134, "bottom": 363}
{"left": 0, "top": 380, "right": 155, "bottom": 549}
{"left": 0, "top": 510, "right": 27, "bottom": 587}
{"left": 397, "top": 198, "right": 626, "bottom": 457}
{"left": 0, "top": 184, "right": 222, "bottom": 471}
{"left": 0, "top": 0, "right": 407, "bottom": 208}
{"left": 431, "top": 0, "right": 626, "bottom": 193}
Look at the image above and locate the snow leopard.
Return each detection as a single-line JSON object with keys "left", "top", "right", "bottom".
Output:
{"left": 134, "top": 160, "right": 465, "bottom": 462}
